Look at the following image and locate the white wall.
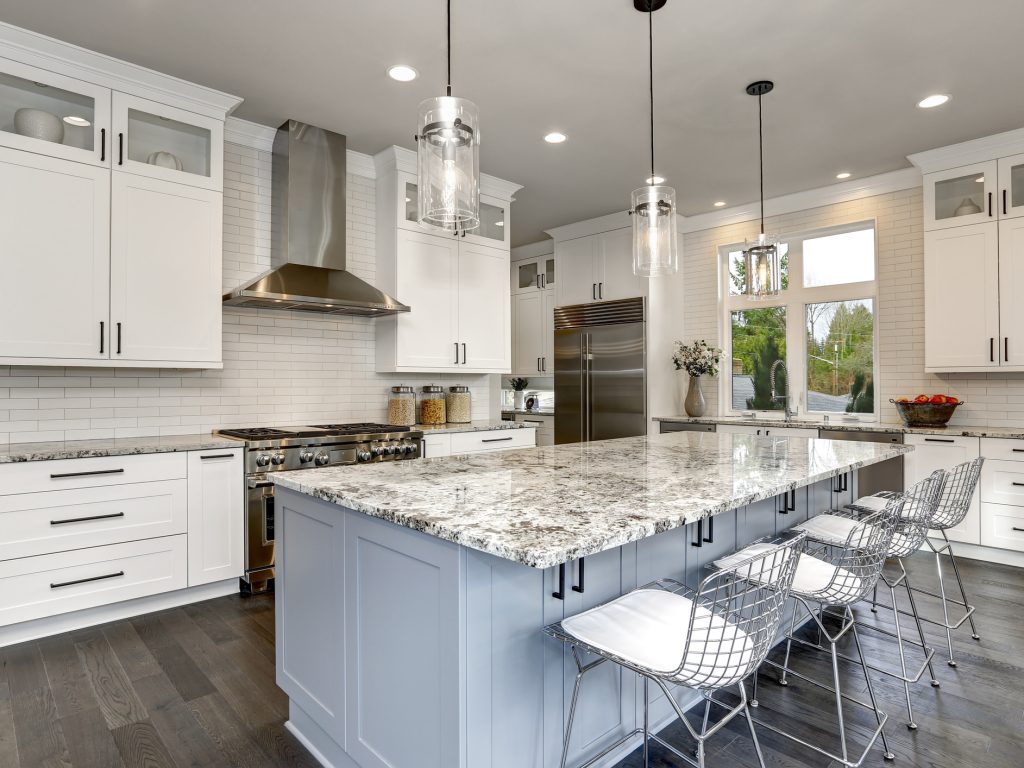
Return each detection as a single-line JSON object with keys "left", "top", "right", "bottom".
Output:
{"left": 664, "top": 185, "right": 1024, "bottom": 429}
{"left": 0, "top": 142, "right": 494, "bottom": 445}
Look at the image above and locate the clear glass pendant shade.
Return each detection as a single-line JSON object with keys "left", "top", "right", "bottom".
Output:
{"left": 744, "top": 232, "right": 782, "bottom": 297}
{"left": 416, "top": 96, "right": 480, "bottom": 231}
{"left": 631, "top": 185, "right": 679, "bottom": 277}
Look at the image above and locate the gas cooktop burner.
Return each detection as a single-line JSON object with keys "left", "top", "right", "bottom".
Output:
{"left": 311, "top": 423, "right": 411, "bottom": 434}
{"left": 216, "top": 427, "right": 296, "bottom": 439}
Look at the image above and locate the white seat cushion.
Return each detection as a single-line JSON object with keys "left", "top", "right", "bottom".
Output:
{"left": 795, "top": 514, "right": 860, "bottom": 545}
{"left": 560, "top": 588, "right": 754, "bottom": 687}
{"left": 715, "top": 543, "right": 864, "bottom": 606}
{"left": 849, "top": 495, "right": 890, "bottom": 512}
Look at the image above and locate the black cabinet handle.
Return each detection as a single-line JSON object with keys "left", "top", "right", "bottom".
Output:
{"left": 572, "top": 558, "right": 585, "bottom": 593}
{"left": 51, "top": 512, "right": 124, "bottom": 526}
{"left": 1013, "top": 449, "right": 1024, "bottom": 453}
{"left": 692, "top": 519, "right": 703, "bottom": 548}
{"left": 592, "top": 283, "right": 597, "bottom": 300}
{"left": 703, "top": 516, "right": 714, "bottom": 543}
{"left": 1013, "top": 527, "right": 1024, "bottom": 533}
{"left": 780, "top": 488, "right": 796, "bottom": 514}
{"left": 481, "top": 436, "right": 514, "bottom": 443}
{"left": 51, "top": 570, "right": 124, "bottom": 590}
{"left": 552, "top": 563, "right": 566, "bottom": 600}
{"left": 1006, "top": 337, "right": 1010, "bottom": 363}
{"left": 599, "top": 283, "right": 603, "bottom": 299}
{"left": 454, "top": 342, "right": 459, "bottom": 365}
{"left": 50, "top": 468, "right": 124, "bottom": 480}
{"left": 100, "top": 128, "right": 105, "bottom": 162}
{"left": 118, "top": 132, "right": 124, "bottom": 165}
{"left": 537, "top": 357, "right": 541, "bottom": 372}
{"left": 924, "top": 438, "right": 955, "bottom": 444}
{"left": 842, "top": 473, "right": 848, "bottom": 492}
{"left": 421, "top": 439, "right": 427, "bottom": 459}
{"left": 461, "top": 343, "right": 466, "bottom": 365}
{"left": 99, "top": 321, "right": 104, "bottom": 354}
{"left": 116, "top": 322, "right": 122, "bottom": 354}
{"left": 200, "top": 453, "right": 235, "bottom": 460}
{"left": 789, "top": 489, "right": 797, "bottom": 511}
{"left": 988, "top": 192, "right": 993, "bottom": 217}
{"left": 1004, "top": 189, "right": 1009, "bottom": 216}
{"left": 1012, "top": 482, "right": 1024, "bottom": 487}
{"left": 991, "top": 337, "right": 995, "bottom": 363}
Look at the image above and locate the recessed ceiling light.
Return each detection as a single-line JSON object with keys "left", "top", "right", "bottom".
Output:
{"left": 495, "top": 221, "right": 504, "bottom": 227}
{"left": 646, "top": 175, "right": 665, "bottom": 185}
{"left": 63, "top": 115, "right": 91, "bottom": 127}
{"left": 713, "top": 201, "right": 726, "bottom": 207}
{"left": 917, "top": 94, "right": 950, "bottom": 109}
{"left": 836, "top": 172, "right": 851, "bottom": 180}
{"left": 387, "top": 65, "right": 418, "bottom": 82}
{"left": 544, "top": 132, "right": 567, "bottom": 144}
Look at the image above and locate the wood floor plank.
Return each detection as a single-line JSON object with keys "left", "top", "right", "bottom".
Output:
{"left": 133, "top": 672, "right": 231, "bottom": 768}
{"left": 181, "top": 600, "right": 241, "bottom": 646}
{"left": 39, "top": 634, "right": 101, "bottom": 719}
{"left": 110, "top": 721, "right": 178, "bottom": 768}
{"left": 9, "top": 684, "right": 71, "bottom": 768}
{"left": 1, "top": 642, "right": 48, "bottom": 697}
{"left": 0, "top": 681, "right": 20, "bottom": 768}
{"left": 103, "top": 621, "right": 161, "bottom": 682}
{"left": 58, "top": 706, "right": 126, "bottom": 768}
{"left": 75, "top": 632, "right": 148, "bottom": 730}
{"left": 252, "top": 722, "right": 323, "bottom": 768}
{"left": 132, "top": 614, "right": 217, "bottom": 703}
{"left": 187, "top": 691, "right": 274, "bottom": 768}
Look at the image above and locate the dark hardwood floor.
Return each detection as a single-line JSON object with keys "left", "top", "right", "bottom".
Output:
{"left": 0, "top": 552, "right": 1020, "bottom": 767}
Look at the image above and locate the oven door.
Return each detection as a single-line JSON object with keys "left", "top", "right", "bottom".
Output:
{"left": 246, "top": 476, "right": 276, "bottom": 587}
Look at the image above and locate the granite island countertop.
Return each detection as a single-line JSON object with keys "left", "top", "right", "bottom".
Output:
{"left": 0, "top": 433, "right": 243, "bottom": 463}
{"left": 270, "top": 431, "right": 910, "bottom": 569}
{"left": 654, "top": 415, "right": 1024, "bottom": 439}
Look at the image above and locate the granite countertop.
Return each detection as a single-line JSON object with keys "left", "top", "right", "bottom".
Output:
{"left": 271, "top": 431, "right": 910, "bottom": 569}
{"left": 654, "top": 415, "right": 1024, "bottom": 439}
{"left": 416, "top": 420, "right": 535, "bottom": 435}
{"left": 0, "top": 433, "right": 243, "bottom": 464}
{"left": 501, "top": 408, "right": 555, "bottom": 417}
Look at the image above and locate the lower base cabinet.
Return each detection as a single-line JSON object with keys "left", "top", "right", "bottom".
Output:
{"left": 187, "top": 449, "right": 244, "bottom": 586}
{"left": 421, "top": 428, "right": 537, "bottom": 459}
{"left": 905, "top": 434, "right": 981, "bottom": 544}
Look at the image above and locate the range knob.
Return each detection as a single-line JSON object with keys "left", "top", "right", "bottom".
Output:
{"left": 255, "top": 453, "right": 272, "bottom": 467}
{"left": 299, "top": 449, "right": 315, "bottom": 464}
{"left": 356, "top": 449, "right": 372, "bottom": 462}
{"left": 314, "top": 451, "right": 330, "bottom": 466}
{"left": 385, "top": 443, "right": 400, "bottom": 456}
{"left": 371, "top": 444, "right": 385, "bottom": 458}
{"left": 402, "top": 443, "right": 416, "bottom": 456}
{"left": 271, "top": 452, "right": 286, "bottom": 466}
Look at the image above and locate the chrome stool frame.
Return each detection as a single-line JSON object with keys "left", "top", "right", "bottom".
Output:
{"left": 544, "top": 535, "right": 804, "bottom": 768}
{"left": 737, "top": 505, "right": 902, "bottom": 767}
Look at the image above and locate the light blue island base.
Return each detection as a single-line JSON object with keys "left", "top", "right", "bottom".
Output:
{"left": 273, "top": 474, "right": 853, "bottom": 768}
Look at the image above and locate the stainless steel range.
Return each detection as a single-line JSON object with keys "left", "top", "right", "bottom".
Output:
{"left": 215, "top": 423, "right": 423, "bottom": 592}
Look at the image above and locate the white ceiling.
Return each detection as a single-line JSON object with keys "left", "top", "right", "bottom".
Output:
{"left": 4, "top": 0, "right": 1024, "bottom": 245}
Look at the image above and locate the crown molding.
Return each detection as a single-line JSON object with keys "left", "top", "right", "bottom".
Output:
{"left": 373, "top": 145, "right": 522, "bottom": 201}
{"left": 511, "top": 239, "right": 554, "bottom": 262}
{"left": 545, "top": 210, "right": 631, "bottom": 242}
{"left": 0, "top": 21, "right": 241, "bottom": 119}
{"left": 225, "top": 117, "right": 377, "bottom": 178}
{"left": 908, "top": 127, "right": 1024, "bottom": 174}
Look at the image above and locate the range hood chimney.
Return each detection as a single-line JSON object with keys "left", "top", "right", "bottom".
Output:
{"left": 223, "top": 120, "right": 410, "bottom": 316}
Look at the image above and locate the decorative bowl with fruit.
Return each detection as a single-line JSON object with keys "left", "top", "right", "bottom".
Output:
{"left": 890, "top": 395, "right": 963, "bottom": 428}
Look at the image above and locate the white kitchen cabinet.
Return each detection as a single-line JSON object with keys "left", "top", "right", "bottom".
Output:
{"left": 187, "top": 449, "right": 244, "bottom": 587}
{"left": 716, "top": 424, "right": 816, "bottom": 438}
{"left": 0, "top": 146, "right": 110, "bottom": 361}
{"left": 923, "top": 162, "right": 997, "bottom": 231}
{"left": 513, "top": 289, "right": 555, "bottom": 375}
{"left": 998, "top": 217, "right": 1024, "bottom": 366}
{"left": 457, "top": 241, "right": 511, "bottom": 371}
{"left": 555, "top": 228, "right": 647, "bottom": 308}
{"left": 514, "top": 414, "right": 554, "bottom": 446}
{"left": 904, "top": 434, "right": 981, "bottom": 544}
{"left": 512, "top": 253, "right": 555, "bottom": 294}
{"left": 997, "top": 153, "right": 1024, "bottom": 220}
{"left": 110, "top": 173, "right": 222, "bottom": 364}
{"left": 421, "top": 429, "right": 537, "bottom": 459}
{"left": 924, "top": 223, "right": 1001, "bottom": 371}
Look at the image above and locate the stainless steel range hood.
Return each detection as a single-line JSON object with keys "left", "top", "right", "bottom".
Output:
{"left": 223, "top": 120, "right": 410, "bottom": 316}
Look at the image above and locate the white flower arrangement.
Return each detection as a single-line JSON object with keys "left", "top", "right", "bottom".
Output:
{"left": 672, "top": 339, "right": 722, "bottom": 378}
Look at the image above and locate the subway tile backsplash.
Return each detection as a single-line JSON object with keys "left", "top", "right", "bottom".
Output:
{"left": 0, "top": 143, "right": 492, "bottom": 445}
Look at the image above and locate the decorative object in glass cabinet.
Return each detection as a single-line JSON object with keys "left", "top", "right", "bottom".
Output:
{"left": 126, "top": 109, "right": 211, "bottom": 178}
{"left": 518, "top": 261, "right": 539, "bottom": 289}
{"left": 934, "top": 172, "right": 986, "bottom": 221}
{"left": 0, "top": 71, "right": 94, "bottom": 151}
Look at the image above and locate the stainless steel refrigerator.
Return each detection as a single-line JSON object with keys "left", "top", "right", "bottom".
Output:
{"left": 554, "top": 297, "right": 647, "bottom": 444}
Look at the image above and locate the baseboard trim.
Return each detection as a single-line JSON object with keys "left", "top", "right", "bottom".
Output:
{"left": 0, "top": 578, "right": 239, "bottom": 647}
{"left": 926, "top": 538, "right": 1024, "bottom": 569}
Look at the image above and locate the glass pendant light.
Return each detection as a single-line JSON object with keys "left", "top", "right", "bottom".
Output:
{"left": 743, "top": 80, "right": 782, "bottom": 298}
{"left": 630, "top": 0, "right": 678, "bottom": 278}
{"left": 416, "top": 0, "right": 480, "bottom": 232}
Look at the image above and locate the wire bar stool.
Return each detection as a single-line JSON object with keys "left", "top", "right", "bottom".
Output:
{"left": 544, "top": 533, "right": 805, "bottom": 768}
{"left": 797, "top": 470, "right": 945, "bottom": 729}
{"left": 716, "top": 502, "right": 903, "bottom": 767}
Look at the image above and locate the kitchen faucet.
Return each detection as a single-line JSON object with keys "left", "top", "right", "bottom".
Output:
{"left": 770, "top": 359, "right": 796, "bottom": 421}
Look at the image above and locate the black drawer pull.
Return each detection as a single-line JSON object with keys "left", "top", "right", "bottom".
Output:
{"left": 924, "top": 438, "right": 955, "bottom": 444}
{"left": 50, "top": 468, "right": 125, "bottom": 480}
{"left": 1013, "top": 527, "right": 1024, "bottom": 533}
{"left": 51, "top": 570, "right": 124, "bottom": 590}
{"left": 552, "top": 563, "right": 566, "bottom": 600}
{"left": 100, "top": 128, "right": 105, "bottom": 162}
{"left": 572, "top": 557, "right": 585, "bottom": 594}
{"left": 704, "top": 516, "right": 714, "bottom": 543}
{"left": 692, "top": 519, "right": 704, "bottom": 548}
{"left": 1012, "top": 482, "right": 1024, "bottom": 487}
{"left": 481, "top": 437, "right": 514, "bottom": 443}
{"left": 788, "top": 489, "right": 797, "bottom": 511}
{"left": 200, "top": 453, "right": 235, "bottom": 460}
{"left": 51, "top": 512, "right": 124, "bottom": 526}
{"left": 1013, "top": 449, "right": 1024, "bottom": 453}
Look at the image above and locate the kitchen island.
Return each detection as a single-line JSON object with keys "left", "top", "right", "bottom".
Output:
{"left": 269, "top": 431, "right": 910, "bottom": 768}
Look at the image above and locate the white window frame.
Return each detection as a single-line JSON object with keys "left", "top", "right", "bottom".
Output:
{"left": 718, "top": 219, "right": 879, "bottom": 422}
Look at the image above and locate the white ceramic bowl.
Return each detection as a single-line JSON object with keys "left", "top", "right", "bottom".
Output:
{"left": 14, "top": 108, "right": 64, "bottom": 143}
{"left": 146, "top": 150, "right": 182, "bottom": 171}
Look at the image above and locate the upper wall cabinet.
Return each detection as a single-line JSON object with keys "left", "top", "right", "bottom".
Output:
{"left": 0, "top": 24, "right": 240, "bottom": 368}
{"left": 997, "top": 153, "right": 1024, "bottom": 220}
{"left": 397, "top": 172, "right": 510, "bottom": 248}
{"left": 923, "top": 162, "right": 997, "bottom": 230}
{"left": 554, "top": 227, "right": 647, "bottom": 308}
{"left": 512, "top": 253, "right": 555, "bottom": 294}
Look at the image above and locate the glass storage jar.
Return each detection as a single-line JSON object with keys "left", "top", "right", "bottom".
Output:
{"left": 387, "top": 385, "right": 416, "bottom": 426}
{"left": 446, "top": 386, "right": 472, "bottom": 423}
{"left": 419, "top": 385, "right": 446, "bottom": 425}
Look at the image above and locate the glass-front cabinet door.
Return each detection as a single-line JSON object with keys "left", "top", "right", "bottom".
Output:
{"left": 0, "top": 59, "right": 110, "bottom": 166}
{"left": 401, "top": 173, "right": 510, "bottom": 246}
{"left": 511, "top": 254, "right": 555, "bottom": 294}
{"left": 998, "top": 153, "right": 1024, "bottom": 220}
{"left": 923, "top": 161, "right": 997, "bottom": 231}
{"left": 112, "top": 92, "right": 222, "bottom": 191}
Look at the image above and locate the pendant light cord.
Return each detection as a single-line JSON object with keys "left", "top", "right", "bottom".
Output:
{"left": 758, "top": 92, "right": 764, "bottom": 235}
{"left": 446, "top": 0, "right": 452, "bottom": 97}
{"left": 648, "top": 4, "right": 655, "bottom": 182}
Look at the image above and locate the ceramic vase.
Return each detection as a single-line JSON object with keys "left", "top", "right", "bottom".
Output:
{"left": 14, "top": 108, "right": 63, "bottom": 143}
{"left": 684, "top": 375, "right": 706, "bottom": 417}
{"left": 514, "top": 391, "right": 526, "bottom": 410}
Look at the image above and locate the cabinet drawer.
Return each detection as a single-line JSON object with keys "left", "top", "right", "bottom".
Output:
{"left": 421, "top": 434, "right": 452, "bottom": 459}
{"left": 0, "top": 479, "right": 187, "bottom": 561}
{"left": 980, "top": 437, "right": 1024, "bottom": 462}
{"left": 980, "top": 503, "right": 1024, "bottom": 552}
{"left": 0, "top": 535, "right": 187, "bottom": 627}
{"left": 0, "top": 452, "right": 186, "bottom": 496}
{"left": 979, "top": 460, "right": 1024, "bottom": 505}
{"left": 451, "top": 429, "right": 535, "bottom": 454}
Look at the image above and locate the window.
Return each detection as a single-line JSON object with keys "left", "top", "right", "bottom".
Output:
{"left": 721, "top": 221, "right": 877, "bottom": 419}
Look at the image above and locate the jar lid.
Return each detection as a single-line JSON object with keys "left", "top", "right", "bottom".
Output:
{"left": 421, "top": 384, "right": 444, "bottom": 393}
{"left": 448, "top": 385, "right": 470, "bottom": 393}
{"left": 391, "top": 385, "right": 413, "bottom": 393}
